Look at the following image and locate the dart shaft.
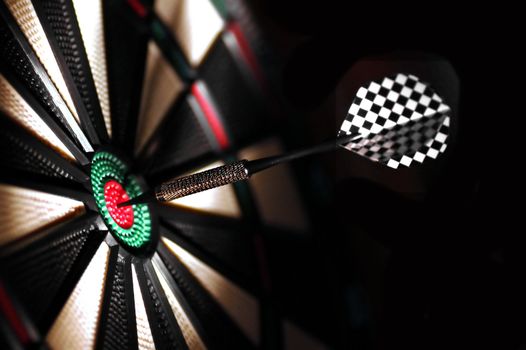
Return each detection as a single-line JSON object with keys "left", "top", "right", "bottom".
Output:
{"left": 245, "top": 134, "right": 355, "bottom": 174}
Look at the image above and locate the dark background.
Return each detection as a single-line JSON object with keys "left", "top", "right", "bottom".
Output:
{"left": 251, "top": 2, "right": 522, "bottom": 349}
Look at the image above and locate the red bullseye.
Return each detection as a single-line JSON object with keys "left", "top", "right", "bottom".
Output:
{"left": 104, "top": 180, "right": 134, "bottom": 229}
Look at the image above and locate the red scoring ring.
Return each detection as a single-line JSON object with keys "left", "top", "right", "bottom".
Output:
{"left": 104, "top": 180, "right": 134, "bottom": 229}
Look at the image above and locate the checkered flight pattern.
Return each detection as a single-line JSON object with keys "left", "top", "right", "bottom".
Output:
{"left": 338, "top": 73, "right": 450, "bottom": 169}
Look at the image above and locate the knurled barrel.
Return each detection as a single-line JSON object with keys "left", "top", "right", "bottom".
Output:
{"left": 155, "top": 160, "right": 249, "bottom": 202}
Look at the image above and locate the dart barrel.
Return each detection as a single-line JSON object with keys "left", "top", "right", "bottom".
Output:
{"left": 155, "top": 160, "right": 250, "bottom": 202}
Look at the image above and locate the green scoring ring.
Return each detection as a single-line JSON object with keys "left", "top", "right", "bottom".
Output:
{"left": 91, "top": 151, "right": 151, "bottom": 249}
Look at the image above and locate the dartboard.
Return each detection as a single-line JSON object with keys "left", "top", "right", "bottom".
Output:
{"left": 0, "top": 0, "right": 329, "bottom": 349}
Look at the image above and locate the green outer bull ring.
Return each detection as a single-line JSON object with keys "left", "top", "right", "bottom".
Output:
{"left": 90, "top": 151, "right": 152, "bottom": 250}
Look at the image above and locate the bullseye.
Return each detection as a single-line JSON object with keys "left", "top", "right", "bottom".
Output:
{"left": 104, "top": 180, "right": 134, "bottom": 229}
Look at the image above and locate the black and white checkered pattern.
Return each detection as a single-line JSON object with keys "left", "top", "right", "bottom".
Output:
{"left": 338, "top": 73, "right": 450, "bottom": 169}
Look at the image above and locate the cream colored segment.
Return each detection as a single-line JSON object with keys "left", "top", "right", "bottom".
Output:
{"left": 0, "top": 74, "right": 75, "bottom": 161}
{"left": 47, "top": 242, "right": 110, "bottom": 350}
{"left": 155, "top": 0, "right": 223, "bottom": 66}
{"left": 71, "top": 0, "right": 112, "bottom": 136}
{"left": 239, "top": 138, "right": 310, "bottom": 231}
{"left": 5, "top": 0, "right": 80, "bottom": 123}
{"left": 283, "top": 320, "right": 328, "bottom": 350}
{"left": 132, "top": 264, "right": 157, "bottom": 350}
{"left": 152, "top": 261, "right": 207, "bottom": 350}
{"left": 164, "top": 161, "right": 241, "bottom": 218}
{"left": 0, "top": 184, "right": 85, "bottom": 246}
{"left": 163, "top": 237, "right": 260, "bottom": 345}
{"left": 136, "top": 42, "right": 184, "bottom": 153}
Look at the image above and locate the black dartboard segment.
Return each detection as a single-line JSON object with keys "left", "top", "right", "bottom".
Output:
{"left": 160, "top": 210, "right": 258, "bottom": 283}
{"left": 0, "top": 125, "right": 74, "bottom": 181}
{"left": 0, "top": 215, "right": 104, "bottom": 331}
{"left": 199, "top": 37, "right": 268, "bottom": 147}
{"left": 96, "top": 248, "right": 138, "bottom": 350}
{"left": 104, "top": 0, "right": 150, "bottom": 150}
{"left": 135, "top": 260, "right": 188, "bottom": 350}
{"left": 144, "top": 95, "right": 215, "bottom": 179}
{"left": 158, "top": 244, "right": 255, "bottom": 349}
{"left": 35, "top": 0, "right": 109, "bottom": 143}
{"left": 0, "top": 116, "right": 85, "bottom": 183}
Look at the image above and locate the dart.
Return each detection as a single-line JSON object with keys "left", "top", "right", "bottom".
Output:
{"left": 120, "top": 73, "right": 451, "bottom": 207}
